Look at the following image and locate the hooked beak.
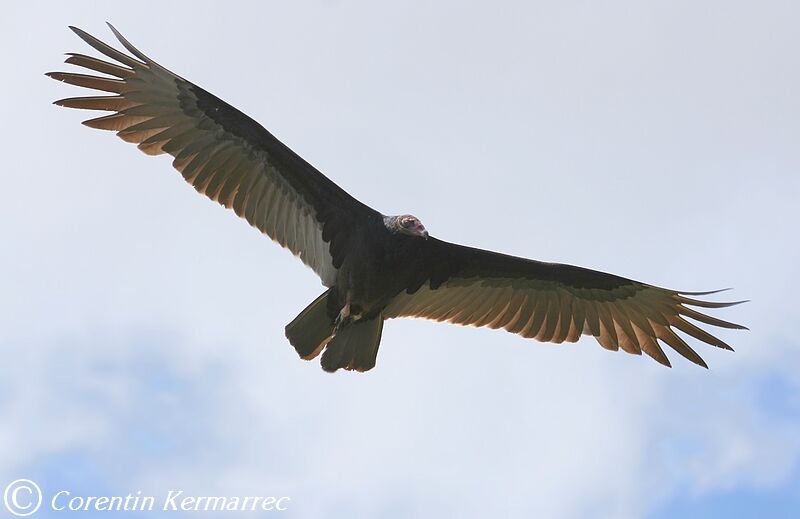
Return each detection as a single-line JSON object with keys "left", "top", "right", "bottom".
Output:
{"left": 420, "top": 229, "right": 429, "bottom": 239}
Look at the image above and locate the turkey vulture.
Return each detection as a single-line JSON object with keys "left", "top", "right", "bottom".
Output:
{"left": 47, "top": 25, "right": 746, "bottom": 372}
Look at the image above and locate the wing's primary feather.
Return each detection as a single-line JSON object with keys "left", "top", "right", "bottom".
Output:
{"left": 385, "top": 238, "right": 746, "bottom": 367}
{"left": 47, "top": 24, "right": 381, "bottom": 286}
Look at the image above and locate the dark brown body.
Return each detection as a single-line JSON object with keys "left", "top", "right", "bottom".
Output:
{"left": 334, "top": 216, "right": 422, "bottom": 320}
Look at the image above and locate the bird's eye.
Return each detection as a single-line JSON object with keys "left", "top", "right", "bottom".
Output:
{"left": 402, "top": 218, "right": 415, "bottom": 227}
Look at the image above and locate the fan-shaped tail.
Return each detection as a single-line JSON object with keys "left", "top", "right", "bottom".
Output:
{"left": 285, "top": 290, "right": 336, "bottom": 361}
{"left": 321, "top": 317, "right": 384, "bottom": 373}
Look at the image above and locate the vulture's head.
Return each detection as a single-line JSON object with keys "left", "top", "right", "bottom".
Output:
{"left": 386, "top": 214, "right": 429, "bottom": 239}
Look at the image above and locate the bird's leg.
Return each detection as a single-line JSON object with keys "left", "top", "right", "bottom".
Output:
{"left": 334, "top": 301, "right": 351, "bottom": 331}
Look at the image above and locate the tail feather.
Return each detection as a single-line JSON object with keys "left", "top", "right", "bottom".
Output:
{"left": 321, "top": 317, "right": 384, "bottom": 373}
{"left": 285, "top": 290, "right": 336, "bottom": 360}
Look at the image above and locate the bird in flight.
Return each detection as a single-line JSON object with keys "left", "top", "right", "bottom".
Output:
{"left": 48, "top": 25, "right": 746, "bottom": 373}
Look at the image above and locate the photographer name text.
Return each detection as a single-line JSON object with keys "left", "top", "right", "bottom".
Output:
{"left": 4, "top": 480, "right": 290, "bottom": 516}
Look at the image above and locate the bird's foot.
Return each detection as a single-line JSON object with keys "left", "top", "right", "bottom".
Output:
{"left": 334, "top": 303, "right": 351, "bottom": 331}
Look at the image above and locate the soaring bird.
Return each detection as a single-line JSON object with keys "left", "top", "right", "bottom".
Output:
{"left": 48, "top": 25, "right": 746, "bottom": 373}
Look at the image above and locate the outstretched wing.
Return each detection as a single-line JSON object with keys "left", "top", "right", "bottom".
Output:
{"left": 385, "top": 239, "right": 746, "bottom": 367}
{"left": 47, "top": 24, "right": 379, "bottom": 286}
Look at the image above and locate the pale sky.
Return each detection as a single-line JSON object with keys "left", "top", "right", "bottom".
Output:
{"left": 3, "top": 1, "right": 799, "bottom": 518}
